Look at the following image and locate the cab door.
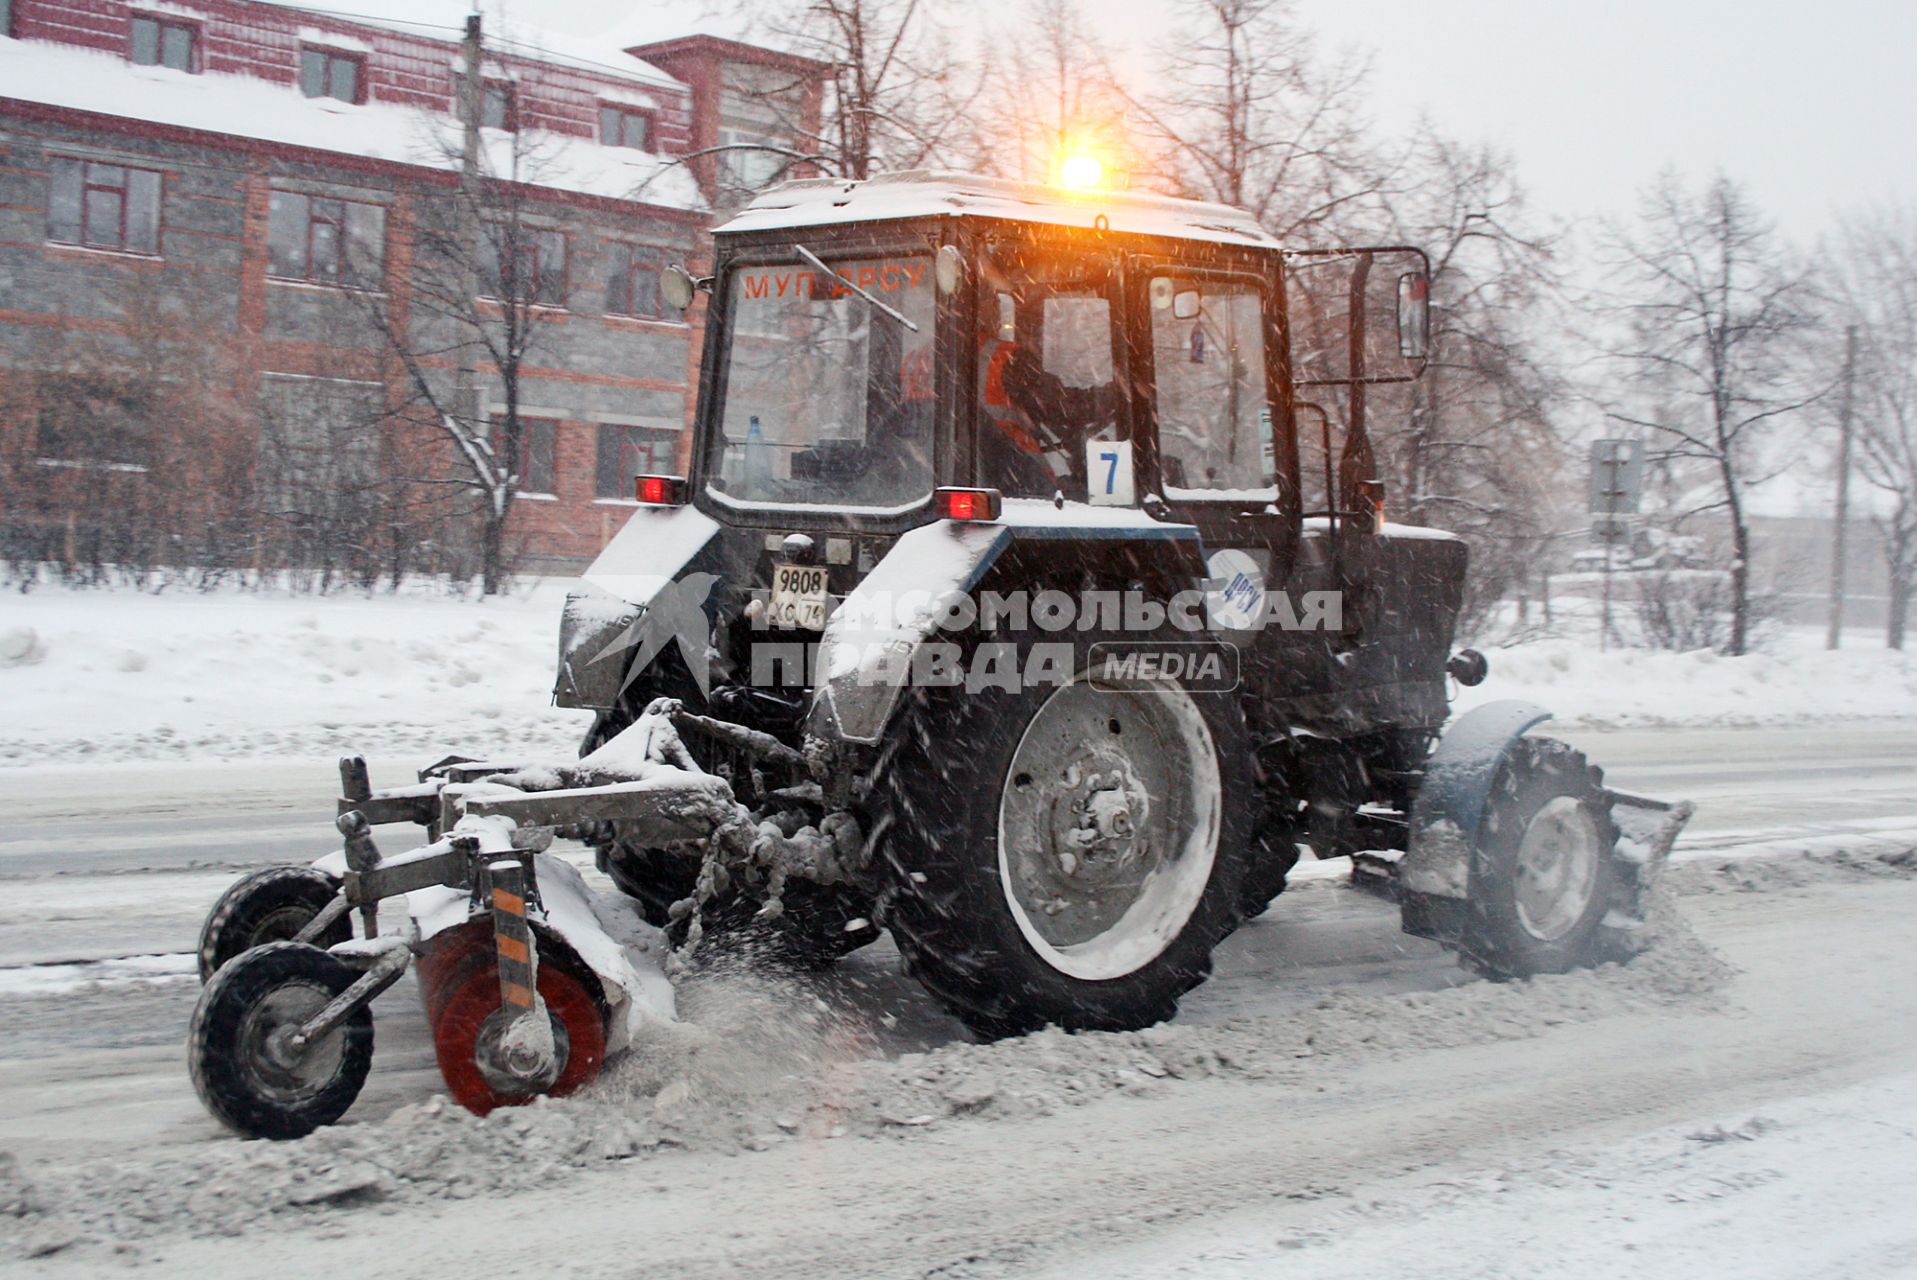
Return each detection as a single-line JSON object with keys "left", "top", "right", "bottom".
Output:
{"left": 1131, "top": 262, "right": 1294, "bottom": 629}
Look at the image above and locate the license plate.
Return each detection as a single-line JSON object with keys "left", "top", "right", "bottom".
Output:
{"left": 768, "top": 562, "right": 829, "bottom": 630}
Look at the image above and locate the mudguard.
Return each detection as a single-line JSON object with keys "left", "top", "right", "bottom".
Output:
{"left": 807, "top": 519, "right": 1012, "bottom": 745}
{"left": 555, "top": 505, "right": 723, "bottom": 710}
{"left": 1398, "top": 699, "right": 1552, "bottom": 904}
{"left": 806, "top": 500, "right": 1208, "bottom": 746}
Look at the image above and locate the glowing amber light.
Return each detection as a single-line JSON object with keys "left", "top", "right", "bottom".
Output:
{"left": 1058, "top": 152, "right": 1105, "bottom": 191}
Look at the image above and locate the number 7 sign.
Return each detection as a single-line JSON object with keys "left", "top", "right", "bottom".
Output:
{"left": 1086, "top": 439, "right": 1135, "bottom": 507}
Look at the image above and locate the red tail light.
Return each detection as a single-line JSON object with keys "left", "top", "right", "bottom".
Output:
{"left": 935, "top": 487, "right": 1002, "bottom": 522}
{"left": 634, "top": 474, "right": 688, "bottom": 506}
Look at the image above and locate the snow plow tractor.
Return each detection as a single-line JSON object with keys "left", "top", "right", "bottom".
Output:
{"left": 187, "top": 172, "right": 1692, "bottom": 1139}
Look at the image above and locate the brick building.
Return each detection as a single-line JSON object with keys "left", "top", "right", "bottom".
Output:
{"left": 0, "top": 0, "right": 825, "bottom": 575}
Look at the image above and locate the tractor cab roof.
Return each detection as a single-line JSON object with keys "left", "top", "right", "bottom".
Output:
{"left": 714, "top": 170, "right": 1282, "bottom": 251}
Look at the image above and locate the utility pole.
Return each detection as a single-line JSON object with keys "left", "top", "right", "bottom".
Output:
{"left": 457, "top": 12, "right": 484, "bottom": 442}
{"left": 456, "top": 14, "right": 501, "bottom": 591}
{"left": 1827, "top": 325, "right": 1857, "bottom": 649}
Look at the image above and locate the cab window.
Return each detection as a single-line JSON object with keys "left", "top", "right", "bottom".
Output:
{"left": 1149, "top": 276, "right": 1273, "bottom": 498}
{"left": 974, "top": 246, "right": 1124, "bottom": 500}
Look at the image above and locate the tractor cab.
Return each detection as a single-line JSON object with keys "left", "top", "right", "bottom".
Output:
{"left": 662, "top": 171, "right": 1431, "bottom": 568}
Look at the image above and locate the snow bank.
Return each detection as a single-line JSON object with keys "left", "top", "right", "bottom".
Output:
{"left": 1456, "top": 628, "right": 1917, "bottom": 729}
{"left": 2, "top": 583, "right": 1911, "bottom": 769}
{"left": 0, "top": 581, "right": 592, "bottom": 767}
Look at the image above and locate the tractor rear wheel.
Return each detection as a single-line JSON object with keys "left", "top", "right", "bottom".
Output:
{"left": 870, "top": 634, "right": 1255, "bottom": 1039}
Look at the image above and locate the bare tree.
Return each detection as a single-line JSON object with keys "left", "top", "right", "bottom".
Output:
{"left": 347, "top": 24, "right": 566, "bottom": 595}
{"left": 968, "top": 0, "right": 1125, "bottom": 183}
{"left": 0, "top": 266, "right": 252, "bottom": 586}
{"left": 1830, "top": 205, "right": 1917, "bottom": 648}
{"left": 1124, "top": 0, "right": 1388, "bottom": 241}
{"left": 1597, "top": 174, "right": 1819, "bottom": 655}
{"left": 730, "top": 0, "right": 981, "bottom": 182}
{"left": 1371, "top": 129, "right": 1570, "bottom": 636}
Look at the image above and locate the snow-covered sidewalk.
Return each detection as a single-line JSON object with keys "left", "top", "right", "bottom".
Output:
{"left": 1, "top": 583, "right": 1913, "bottom": 766}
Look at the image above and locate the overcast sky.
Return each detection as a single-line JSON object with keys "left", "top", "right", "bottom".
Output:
{"left": 530, "top": 0, "right": 1913, "bottom": 244}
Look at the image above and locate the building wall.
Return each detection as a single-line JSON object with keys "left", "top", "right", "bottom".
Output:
{"left": 0, "top": 1, "right": 820, "bottom": 572}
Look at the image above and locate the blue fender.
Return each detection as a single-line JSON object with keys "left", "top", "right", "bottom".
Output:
{"left": 1399, "top": 699, "right": 1552, "bottom": 908}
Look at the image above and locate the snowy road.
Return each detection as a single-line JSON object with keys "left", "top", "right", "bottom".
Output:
{"left": 1, "top": 721, "right": 1914, "bottom": 1274}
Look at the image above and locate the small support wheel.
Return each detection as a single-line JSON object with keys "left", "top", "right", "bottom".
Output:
{"left": 415, "top": 922, "right": 608, "bottom": 1116}
{"left": 198, "top": 865, "right": 349, "bottom": 982}
{"left": 188, "top": 941, "right": 374, "bottom": 1140}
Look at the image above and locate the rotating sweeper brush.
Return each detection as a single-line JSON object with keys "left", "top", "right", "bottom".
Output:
{"left": 185, "top": 699, "right": 837, "bottom": 1140}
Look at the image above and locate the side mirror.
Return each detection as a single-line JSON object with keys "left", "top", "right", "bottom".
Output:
{"left": 660, "top": 264, "right": 698, "bottom": 312}
{"left": 1397, "top": 273, "right": 1429, "bottom": 360}
{"left": 1172, "top": 289, "right": 1202, "bottom": 320}
{"left": 1285, "top": 246, "right": 1432, "bottom": 385}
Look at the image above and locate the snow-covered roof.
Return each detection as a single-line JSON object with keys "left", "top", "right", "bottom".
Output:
{"left": 716, "top": 171, "right": 1283, "bottom": 249}
{"left": 252, "top": 0, "right": 686, "bottom": 90}
{"left": 0, "top": 34, "right": 706, "bottom": 213}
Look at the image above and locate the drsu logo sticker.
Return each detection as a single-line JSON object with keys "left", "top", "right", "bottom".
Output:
{"left": 1204, "top": 549, "right": 1266, "bottom": 631}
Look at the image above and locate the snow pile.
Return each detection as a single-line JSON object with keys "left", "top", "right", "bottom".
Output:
{"left": 1457, "top": 629, "right": 1917, "bottom": 728}
{"left": 0, "top": 890, "right": 1732, "bottom": 1259}
{"left": 0, "top": 581, "right": 590, "bottom": 766}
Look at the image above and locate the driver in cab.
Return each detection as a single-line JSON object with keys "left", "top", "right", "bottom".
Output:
{"left": 974, "top": 256, "right": 1122, "bottom": 500}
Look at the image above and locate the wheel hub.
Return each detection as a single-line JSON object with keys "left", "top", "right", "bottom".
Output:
{"left": 237, "top": 981, "right": 344, "bottom": 1102}
{"left": 1049, "top": 755, "right": 1151, "bottom": 885}
{"left": 1513, "top": 795, "right": 1605, "bottom": 943}
{"left": 997, "top": 679, "right": 1222, "bottom": 979}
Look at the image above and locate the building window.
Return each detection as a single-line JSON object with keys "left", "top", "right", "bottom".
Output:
{"left": 2, "top": 0, "right": 15, "bottom": 39}
{"left": 482, "top": 81, "right": 516, "bottom": 131}
{"left": 48, "top": 159, "right": 162, "bottom": 255}
{"left": 481, "top": 227, "right": 566, "bottom": 308}
{"left": 604, "top": 243, "right": 668, "bottom": 318}
{"left": 719, "top": 127, "right": 786, "bottom": 191}
{"left": 301, "top": 47, "right": 363, "bottom": 103}
{"left": 598, "top": 106, "right": 651, "bottom": 151}
{"left": 35, "top": 377, "right": 152, "bottom": 470}
{"left": 130, "top": 15, "right": 198, "bottom": 72}
{"left": 490, "top": 416, "right": 556, "bottom": 495}
{"left": 268, "top": 191, "right": 385, "bottom": 285}
{"left": 595, "top": 423, "right": 677, "bottom": 498}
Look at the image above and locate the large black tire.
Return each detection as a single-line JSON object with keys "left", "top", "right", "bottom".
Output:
{"left": 198, "top": 865, "right": 349, "bottom": 982}
{"left": 599, "top": 837, "right": 880, "bottom": 967}
{"left": 1239, "top": 814, "right": 1302, "bottom": 919}
{"left": 1462, "top": 737, "right": 1622, "bottom": 978}
{"left": 188, "top": 941, "right": 373, "bottom": 1140}
{"left": 869, "top": 631, "right": 1257, "bottom": 1039}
